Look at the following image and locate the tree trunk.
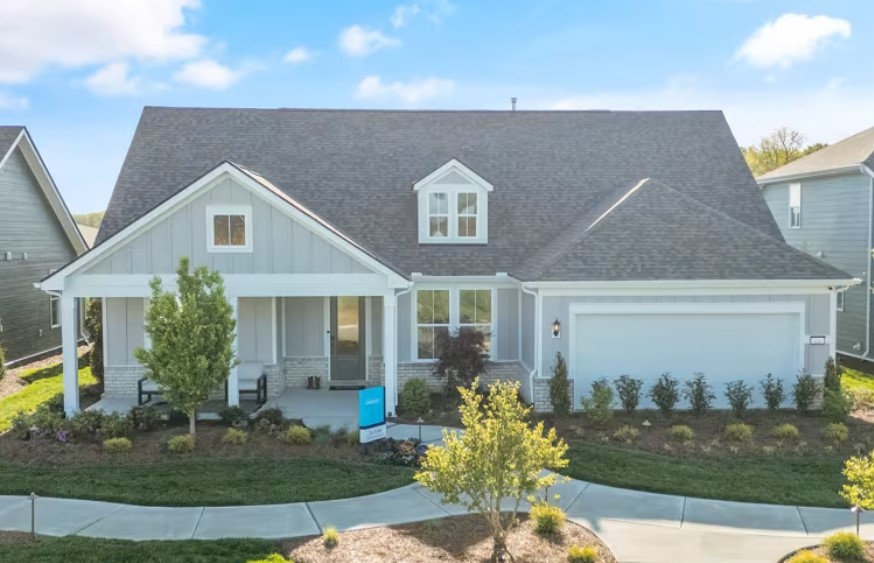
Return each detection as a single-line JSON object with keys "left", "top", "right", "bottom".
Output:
{"left": 491, "top": 532, "right": 510, "bottom": 563}
{"left": 189, "top": 410, "right": 196, "bottom": 435}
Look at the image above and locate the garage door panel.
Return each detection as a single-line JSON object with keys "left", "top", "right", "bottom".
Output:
{"left": 572, "top": 312, "right": 800, "bottom": 410}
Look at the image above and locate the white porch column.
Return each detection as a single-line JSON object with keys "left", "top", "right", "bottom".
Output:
{"left": 61, "top": 293, "right": 80, "bottom": 417}
{"left": 382, "top": 292, "right": 398, "bottom": 417}
{"left": 227, "top": 297, "right": 240, "bottom": 406}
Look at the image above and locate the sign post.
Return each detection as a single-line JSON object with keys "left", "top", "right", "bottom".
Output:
{"left": 359, "top": 386, "right": 387, "bottom": 444}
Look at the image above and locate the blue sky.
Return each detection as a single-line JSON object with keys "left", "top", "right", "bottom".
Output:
{"left": 0, "top": 0, "right": 871, "bottom": 213}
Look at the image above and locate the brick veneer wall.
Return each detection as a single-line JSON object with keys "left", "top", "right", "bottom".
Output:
{"left": 103, "top": 366, "right": 147, "bottom": 396}
{"left": 283, "top": 356, "right": 329, "bottom": 388}
{"left": 397, "top": 360, "right": 528, "bottom": 394}
{"left": 532, "top": 377, "right": 574, "bottom": 413}
{"left": 264, "top": 363, "right": 284, "bottom": 397}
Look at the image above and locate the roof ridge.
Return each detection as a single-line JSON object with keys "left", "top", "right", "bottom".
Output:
{"left": 142, "top": 105, "right": 725, "bottom": 115}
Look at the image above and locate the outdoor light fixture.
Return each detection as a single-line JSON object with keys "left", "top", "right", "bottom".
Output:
{"left": 552, "top": 318, "right": 561, "bottom": 338}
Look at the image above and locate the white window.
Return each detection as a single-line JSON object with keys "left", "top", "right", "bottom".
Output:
{"left": 837, "top": 291, "right": 845, "bottom": 312}
{"left": 415, "top": 159, "right": 492, "bottom": 244}
{"left": 49, "top": 268, "right": 60, "bottom": 328}
{"left": 789, "top": 183, "right": 801, "bottom": 228}
{"left": 207, "top": 205, "right": 253, "bottom": 253}
{"left": 415, "top": 288, "right": 493, "bottom": 360}
{"left": 457, "top": 193, "right": 478, "bottom": 238}
{"left": 428, "top": 193, "right": 449, "bottom": 238}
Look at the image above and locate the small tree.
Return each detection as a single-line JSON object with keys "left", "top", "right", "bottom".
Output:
{"left": 842, "top": 451, "right": 874, "bottom": 511}
{"left": 433, "top": 328, "right": 488, "bottom": 393}
{"left": 416, "top": 379, "right": 568, "bottom": 562}
{"left": 548, "top": 352, "right": 571, "bottom": 416}
{"left": 134, "top": 258, "right": 237, "bottom": 435}
{"left": 824, "top": 356, "right": 842, "bottom": 392}
{"left": 84, "top": 298, "right": 104, "bottom": 383}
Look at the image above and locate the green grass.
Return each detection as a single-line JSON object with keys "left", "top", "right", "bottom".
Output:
{"left": 0, "top": 458, "right": 415, "bottom": 506}
{"left": 0, "top": 536, "right": 279, "bottom": 563}
{"left": 842, "top": 367, "right": 874, "bottom": 393}
{"left": 0, "top": 364, "right": 96, "bottom": 432}
{"left": 565, "top": 442, "right": 847, "bottom": 507}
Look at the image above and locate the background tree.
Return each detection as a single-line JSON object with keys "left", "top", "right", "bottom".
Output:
{"left": 134, "top": 258, "right": 237, "bottom": 435}
{"left": 416, "top": 379, "right": 568, "bottom": 562}
{"left": 84, "top": 298, "right": 104, "bottom": 385}
{"left": 548, "top": 352, "right": 571, "bottom": 416}
{"left": 742, "top": 127, "right": 827, "bottom": 177}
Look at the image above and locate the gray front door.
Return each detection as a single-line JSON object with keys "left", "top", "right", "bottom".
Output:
{"left": 330, "top": 296, "right": 366, "bottom": 381}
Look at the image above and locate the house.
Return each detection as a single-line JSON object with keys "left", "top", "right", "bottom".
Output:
{"left": 758, "top": 126, "right": 874, "bottom": 362}
{"left": 0, "top": 126, "right": 87, "bottom": 365}
{"left": 39, "top": 108, "right": 856, "bottom": 417}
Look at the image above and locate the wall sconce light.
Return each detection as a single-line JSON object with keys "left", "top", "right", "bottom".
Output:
{"left": 552, "top": 318, "right": 561, "bottom": 338}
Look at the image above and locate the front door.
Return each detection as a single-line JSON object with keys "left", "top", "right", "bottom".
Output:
{"left": 330, "top": 296, "right": 366, "bottom": 381}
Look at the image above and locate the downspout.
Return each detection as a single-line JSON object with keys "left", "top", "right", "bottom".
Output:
{"left": 391, "top": 282, "right": 414, "bottom": 412}
{"left": 520, "top": 283, "right": 539, "bottom": 400}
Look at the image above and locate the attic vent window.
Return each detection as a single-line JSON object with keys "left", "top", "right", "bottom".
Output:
{"left": 414, "top": 159, "right": 492, "bottom": 245}
{"left": 207, "top": 205, "right": 253, "bottom": 253}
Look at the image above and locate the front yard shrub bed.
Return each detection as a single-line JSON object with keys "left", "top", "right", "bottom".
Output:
{"left": 782, "top": 540, "right": 874, "bottom": 562}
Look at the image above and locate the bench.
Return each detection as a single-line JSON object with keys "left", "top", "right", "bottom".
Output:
{"left": 226, "top": 362, "right": 268, "bottom": 406}
{"left": 138, "top": 377, "right": 165, "bottom": 406}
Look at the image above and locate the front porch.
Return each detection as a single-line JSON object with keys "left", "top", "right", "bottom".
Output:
{"left": 265, "top": 387, "right": 360, "bottom": 431}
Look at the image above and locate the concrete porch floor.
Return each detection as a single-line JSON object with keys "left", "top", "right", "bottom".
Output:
{"left": 263, "top": 387, "right": 360, "bottom": 432}
{"left": 88, "top": 397, "right": 261, "bottom": 421}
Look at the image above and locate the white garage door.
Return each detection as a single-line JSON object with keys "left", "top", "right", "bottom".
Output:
{"left": 571, "top": 305, "right": 802, "bottom": 410}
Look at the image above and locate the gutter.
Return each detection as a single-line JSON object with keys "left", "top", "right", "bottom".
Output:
{"left": 519, "top": 283, "right": 540, "bottom": 400}
{"left": 757, "top": 164, "right": 865, "bottom": 187}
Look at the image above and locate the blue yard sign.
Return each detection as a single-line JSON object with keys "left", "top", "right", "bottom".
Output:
{"left": 359, "top": 386, "right": 387, "bottom": 443}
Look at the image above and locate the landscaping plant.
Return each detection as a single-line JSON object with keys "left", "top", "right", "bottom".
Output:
{"left": 724, "top": 423, "right": 753, "bottom": 443}
{"left": 823, "top": 531, "right": 864, "bottom": 560}
{"left": 612, "top": 425, "right": 639, "bottom": 444}
{"left": 566, "top": 545, "right": 598, "bottom": 563}
{"left": 648, "top": 372, "right": 680, "bottom": 417}
{"left": 134, "top": 258, "right": 237, "bottom": 435}
{"left": 167, "top": 434, "right": 196, "bottom": 453}
{"left": 683, "top": 372, "right": 715, "bottom": 416}
{"left": 530, "top": 502, "right": 565, "bottom": 535}
{"left": 580, "top": 378, "right": 614, "bottom": 425}
{"left": 549, "top": 352, "right": 572, "bottom": 416}
{"left": 667, "top": 424, "right": 695, "bottom": 443}
{"left": 822, "top": 387, "right": 853, "bottom": 422}
{"left": 792, "top": 372, "right": 820, "bottom": 414}
{"left": 785, "top": 551, "right": 827, "bottom": 563}
{"left": 725, "top": 380, "right": 753, "bottom": 418}
{"left": 101, "top": 412, "right": 133, "bottom": 439}
{"left": 84, "top": 298, "right": 104, "bottom": 383}
{"left": 219, "top": 406, "right": 249, "bottom": 428}
{"left": 222, "top": 428, "right": 248, "bottom": 445}
{"left": 771, "top": 423, "right": 800, "bottom": 441}
{"left": 823, "top": 356, "right": 842, "bottom": 392}
{"left": 824, "top": 422, "right": 849, "bottom": 445}
{"left": 842, "top": 449, "right": 874, "bottom": 510}
{"left": 415, "top": 379, "right": 568, "bottom": 562}
{"left": 614, "top": 374, "right": 643, "bottom": 415}
{"left": 129, "top": 405, "right": 162, "bottom": 432}
{"left": 322, "top": 526, "right": 339, "bottom": 548}
{"left": 432, "top": 327, "right": 489, "bottom": 392}
{"left": 285, "top": 425, "right": 312, "bottom": 445}
{"left": 759, "top": 373, "right": 785, "bottom": 411}
{"left": 400, "top": 378, "right": 431, "bottom": 417}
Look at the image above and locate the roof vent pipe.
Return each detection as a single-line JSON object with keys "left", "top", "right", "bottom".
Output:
{"left": 511, "top": 97, "right": 517, "bottom": 111}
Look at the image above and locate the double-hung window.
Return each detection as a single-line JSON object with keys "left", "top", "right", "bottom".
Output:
{"left": 456, "top": 193, "right": 478, "bottom": 238}
{"left": 428, "top": 193, "right": 449, "bottom": 238}
{"left": 207, "top": 205, "right": 253, "bottom": 252}
{"left": 789, "top": 183, "right": 801, "bottom": 228}
{"left": 415, "top": 159, "right": 491, "bottom": 244}
{"left": 415, "top": 288, "right": 493, "bottom": 360}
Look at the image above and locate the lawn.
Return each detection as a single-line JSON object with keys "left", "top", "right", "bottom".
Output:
{"left": 0, "top": 533, "right": 279, "bottom": 563}
{"left": 843, "top": 367, "right": 874, "bottom": 393}
{"left": 0, "top": 364, "right": 96, "bottom": 432}
{"left": 0, "top": 457, "right": 415, "bottom": 506}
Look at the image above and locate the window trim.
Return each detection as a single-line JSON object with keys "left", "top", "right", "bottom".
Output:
{"left": 837, "top": 291, "right": 845, "bottom": 312}
{"left": 206, "top": 204, "right": 253, "bottom": 253}
{"left": 427, "top": 192, "right": 450, "bottom": 239}
{"left": 415, "top": 160, "right": 491, "bottom": 245}
{"left": 788, "top": 183, "right": 801, "bottom": 229}
{"left": 412, "top": 285, "right": 496, "bottom": 361}
{"left": 49, "top": 269, "right": 60, "bottom": 328}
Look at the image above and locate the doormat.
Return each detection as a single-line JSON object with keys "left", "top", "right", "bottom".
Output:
{"left": 329, "top": 384, "right": 366, "bottom": 391}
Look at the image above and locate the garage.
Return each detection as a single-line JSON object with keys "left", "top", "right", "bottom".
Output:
{"left": 570, "top": 303, "right": 804, "bottom": 409}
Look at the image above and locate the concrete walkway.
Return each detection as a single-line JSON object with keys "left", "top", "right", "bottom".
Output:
{"left": 0, "top": 424, "right": 866, "bottom": 562}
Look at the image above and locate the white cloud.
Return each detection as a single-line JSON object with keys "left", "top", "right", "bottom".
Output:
{"left": 0, "top": 92, "right": 28, "bottom": 109}
{"left": 173, "top": 59, "right": 240, "bottom": 90}
{"left": 356, "top": 75, "right": 454, "bottom": 105}
{"left": 85, "top": 62, "right": 140, "bottom": 96}
{"left": 391, "top": 4, "right": 420, "bottom": 28}
{"left": 339, "top": 25, "right": 400, "bottom": 57}
{"left": 0, "top": 0, "right": 205, "bottom": 83}
{"left": 283, "top": 47, "right": 314, "bottom": 64}
{"left": 734, "top": 13, "right": 851, "bottom": 69}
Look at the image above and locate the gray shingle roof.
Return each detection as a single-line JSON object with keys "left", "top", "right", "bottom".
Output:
{"left": 516, "top": 178, "right": 848, "bottom": 281}
{"left": 0, "top": 126, "right": 23, "bottom": 159}
{"left": 759, "top": 125, "right": 874, "bottom": 181}
{"left": 97, "top": 107, "right": 847, "bottom": 281}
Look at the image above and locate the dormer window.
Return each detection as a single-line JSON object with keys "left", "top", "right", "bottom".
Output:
{"left": 415, "top": 159, "right": 492, "bottom": 244}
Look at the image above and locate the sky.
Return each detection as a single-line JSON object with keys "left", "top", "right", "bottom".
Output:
{"left": 0, "top": 0, "right": 872, "bottom": 214}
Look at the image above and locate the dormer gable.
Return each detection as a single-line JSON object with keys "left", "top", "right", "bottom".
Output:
{"left": 414, "top": 159, "right": 492, "bottom": 244}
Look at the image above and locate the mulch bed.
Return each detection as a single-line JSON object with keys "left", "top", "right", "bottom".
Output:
{"left": 782, "top": 542, "right": 874, "bottom": 562}
{"left": 283, "top": 514, "right": 615, "bottom": 563}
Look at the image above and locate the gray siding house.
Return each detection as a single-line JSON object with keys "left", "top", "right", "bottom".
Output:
{"left": 759, "top": 126, "right": 874, "bottom": 361}
{"left": 0, "top": 127, "right": 87, "bottom": 364}
{"left": 40, "top": 108, "right": 854, "bottom": 417}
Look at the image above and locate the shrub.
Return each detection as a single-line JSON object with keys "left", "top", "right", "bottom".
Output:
{"left": 167, "top": 434, "right": 195, "bottom": 453}
{"left": 246, "top": 555, "right": 290, "bottom": 563}
{"left": 567, "top": 545, "right": 598, "bottom": 563}
{"left": 549, "top": 353, "right": 572, "bottom": 416}
{"left": 823, "top": 531, "right": 864, "bottom": 560}
{"left": 129, "top": 405, "right": 163, "bottom": 432}
{"left": 785, "top": 550, "right": 827, "bottom": 563}
{"left": 614, "top": 375, "right": 643, "bottom": 415}
{"left": 285, "top": 425, "right": 312, "bottom": 445}
{"left": 400, "top": 378, "right": 431, "bottom": 417}
{"left": 530, "top": 502, "right": 565, "bottom": 535}
{"left": 69, "top": 410, "right": 106, "bottom": 439}
{"left": 84, "top": 298, "right": 104, "bottom": 383}
{"left": 253, "top": 407, "right": 284, "bottom": 427}
{"left": 771, "top": 423, "right": 800, "bottom": 441}
{"left": 13, "top": 404, "right": 65, "bottom": 439}
{"left": 822, "top": 387, "right": 853, "bottom": 422}
{"left": 793, "top": 372, "right": 820, "bottom": 414}
{"left": 760, "top": 373, "right": 785, "bottom": 411}
{"left": 580, "top": 378, "right": 614, "bottom": 425}
{"left": 322, "top": 526, "right": 339, "bottom": 548}
{"left": 433, "top": 327, "right": 489, "bottom": 391}
{"left": 612, "top": 425, "right": 639, "bottom": 444}
{"left": 668, "top": 424, "right": 695, "bottom": 443}
{"left": 724, "top": 380, "right": 753, "bottom": 418}
{"left": 222, "top": 428, "right": 248, "bottom": 445}
{"left": 103, "top": 437, "right": 132, "bottom": 453}
{"left": 683, "top": 372, "right": 715, "bottom": 416}
{"left": 219, "top": 406, "right": 249, "bottom": 428}
{"left": 346, "top": 432, "right": 359, "bottom": 447}
{"left": 724, "top": 423, "right": 753, "bottom": 443}
{"left": 823, "top": 356, "right": 842, "bottom": 392}
{"left": 101, "top": 412, "right": 133, "bottom": 438}
{"left": 649, "top": 372, "right": 680, "bottom": 417}
{"left": 842, "top": 450, "right": 874, "bottom": 509}
{"left": 824, "top": 422, "right": 849, "bottom": 444}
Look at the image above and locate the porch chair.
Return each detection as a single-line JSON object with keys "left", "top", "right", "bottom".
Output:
{"left": 226, "top": 362, "right": 268, "bottom": 406}
{"left": 137, "top": 377, "right": 166, "bottom": 405}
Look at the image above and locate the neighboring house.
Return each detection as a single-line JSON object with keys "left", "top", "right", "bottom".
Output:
{"left": 0, "top": 126, "right": 87, "bottom": 365}
{"left": 758, "top": 126, "right": 874, "bottom": 362}
{"left": 76, "top": 224, "right": 98, "bottom": 248}
{"left": 39, "top": 108, "right": 855, "bottom": 417}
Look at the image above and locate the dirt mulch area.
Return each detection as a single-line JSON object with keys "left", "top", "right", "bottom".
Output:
{"left": 283, "top": 514, "right": 614, "bottom": 563}
{"left": 0, "top": 346, "right": 91, "bottom": 402}
{"left": 0, "top": 531, "right": 36, "bottom": 546}
{"left": 781, "top": 542, "right": 874, "bottom": 562}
